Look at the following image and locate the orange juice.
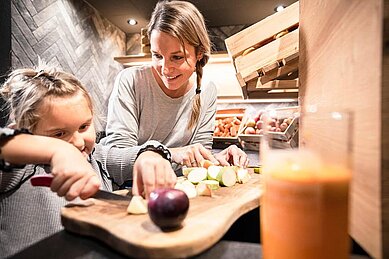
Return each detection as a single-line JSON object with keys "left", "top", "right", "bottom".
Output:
{"left": 261, "top": 150, "right": 350, "bottom": 259}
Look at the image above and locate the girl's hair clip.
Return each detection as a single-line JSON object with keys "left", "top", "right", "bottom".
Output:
{"left": 195, "top": 88, "right": 201, "bottom": 94}
{"left": 33, "top": 69, "right": 45, "bottom": 79}
{"left": 33, "top": 69, "right": 57, "bottom": 83}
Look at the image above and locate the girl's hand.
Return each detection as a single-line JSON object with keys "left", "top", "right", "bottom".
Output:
{"left": 170, "top": 143, "right": 219, "bottom": 167}
{"left": 214, "top": 145, "right": 249, "bottom": 167}
{"left": 49, "top": 144, "right": 101, "bottom": 201}
{"left": 132, "top": 151, "right": 176, "bottom": 199}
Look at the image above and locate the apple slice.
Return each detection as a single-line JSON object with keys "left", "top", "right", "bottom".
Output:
{"left": 196, "top": 182, "right": 212, "bottom": 197}
{"left": 219, "top": 167, "right": 237, "bottom": 187}
{"left": 175, "top": 180, "right": 197, "bottom": 199}
{"left": 236, "top": 168, "right": 251, "bottom": 184}
{"left": 176, "top": 176, "right": 186, "bottom": 183}
{"left": 200, "top": 180, "right": 220, "bottom": 190}
{"left": 127, "top": 195, "right": 148, "bottom": 214}
{"left": 207, "top": 165, "right": 223, "bottom": 181}
{"left": 200, "top": 159, "right": 214, "bottom": 169}
{"left": 182, "top": 167, "right": 196, "bottom": 177}
{"left": 187, "top": 168, "right": 207, "bottom": 184}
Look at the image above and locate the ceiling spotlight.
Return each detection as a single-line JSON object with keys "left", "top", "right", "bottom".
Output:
{"left": 127, "top": 19, "right": 138, "bottom": 26}
{"left": 274, "top": 5, "right": 286, "bottom": 12}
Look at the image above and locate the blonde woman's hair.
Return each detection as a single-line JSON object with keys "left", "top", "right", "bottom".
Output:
{"left": 147, "top": 0, "right": 211, "bottom": 130}
{"left": 0, "top": 65, "right": 93, "bottom": 132}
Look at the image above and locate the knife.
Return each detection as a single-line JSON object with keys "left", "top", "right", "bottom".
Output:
{"left": 30, "top": 175, "right": 132, "bottom": 202}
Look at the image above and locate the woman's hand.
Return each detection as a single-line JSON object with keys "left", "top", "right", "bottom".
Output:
{"left": 214, "top": 145, "right": 249, "bottom": 167}
{"left": 170, "top": 143, "right": 219, "bottom": 167}
{"left": 132, "top": 151, "right": 176, "bottom": 199}
{"left": 49, "top": 144, "right": 101, "bottom": 201}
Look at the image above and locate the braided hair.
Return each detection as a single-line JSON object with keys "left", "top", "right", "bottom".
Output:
{"left": 147, "top": 0, "right": 211, "bottom": 129}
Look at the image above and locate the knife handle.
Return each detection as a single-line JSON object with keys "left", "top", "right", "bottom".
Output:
{"left": 30, "top": 175, "right": 53, "bottom": 187}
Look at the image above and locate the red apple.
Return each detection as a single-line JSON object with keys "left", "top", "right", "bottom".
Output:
{"left": 148, "top": 188, "right": 189, "bottom": 230}
{"left": 255, "top": 111, "right": 264, "bottom": 122}
{"left": 256, "top": 120, "right": 263, "bottom": 130}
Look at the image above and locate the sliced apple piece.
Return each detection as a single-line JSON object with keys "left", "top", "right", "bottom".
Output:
{"left": 175, "top": 180, "right": 197, "bottom": 199}
{"left": 176, "top": 176, "right": 186, "bottom": 183}
{"left": 200, "top": 159, "right": 214, "bottom": 169}
{"left": 207, "top": 165, "right": 223, "bottom": 181}
{"left": 236, "top": 168, "right": 251, "bottom": 184}
{"left": 200, "top": 180, "right": 220, "bottom": 190}
{"left": 219, "top": 167, "right": 237, "bottom": 187}
{"left": 196, "top": 182, "right": 212, "bottom": 197}
{"left": 182, "top": 167, "right": 196, "bottom": 177}
{"left": 127, "top": 195, "right": 148, "bottom": 214}
{"left": 187, "top": 167, "right": 207, "bottom": 184}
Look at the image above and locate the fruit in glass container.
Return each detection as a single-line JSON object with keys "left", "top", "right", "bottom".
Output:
{"left": 244, "top": 126, "right": 256, "bottom": 134}
{"left": 279, "top": 122, "right": 289, "bottom": 132}
{"left": 256, "top": 120, "right": 263, "bottom": 130}
{"left": 148, "top": 188, "right": 190, "bottom": 230}
{"left": 245, "top": 118, "right": 256, "bottom": 128}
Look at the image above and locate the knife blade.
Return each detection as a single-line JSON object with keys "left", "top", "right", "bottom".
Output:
{"left": 30, "top": 175, "right": 132, "bottom": 202}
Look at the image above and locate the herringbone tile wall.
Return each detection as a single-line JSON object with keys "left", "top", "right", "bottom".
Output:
{"left": 11, "top": 0, "right": 125, "bottom": 131}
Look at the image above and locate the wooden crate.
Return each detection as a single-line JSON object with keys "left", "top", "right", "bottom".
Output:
{"left": 237, "top": 106, "right": 300, "bottom": 150}
{"left": 213, "top": 108, "right": 245, "bottom": 146}
{"left": 225, "top": 1, "right": 299, "bottom": 98}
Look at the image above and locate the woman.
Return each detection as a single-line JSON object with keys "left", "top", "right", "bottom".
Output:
{"left": 102, "top": 0, "right": 248, "bottom": 170}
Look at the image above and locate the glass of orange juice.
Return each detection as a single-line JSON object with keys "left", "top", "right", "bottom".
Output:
{"left": 260, "top": 108, "right": 352, "bottom": 259}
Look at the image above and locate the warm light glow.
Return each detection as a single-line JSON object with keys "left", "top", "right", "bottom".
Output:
{"left": 267, "top": 89, "right": 298, "bottom": 93}
{"left": 331, "top": 112, "right": 343, "bottom": 120}
{"left": 127, "top": 19, "right": 137, "bottom": 26}
{"left": 275, "top": 5, "right": 285, "bottom": 12}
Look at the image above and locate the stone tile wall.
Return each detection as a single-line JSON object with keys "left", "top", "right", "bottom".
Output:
{"left": 10, "top": 0, "right": 125, "bottom": 131}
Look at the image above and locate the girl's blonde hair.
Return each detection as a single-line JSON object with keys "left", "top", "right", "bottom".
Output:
{"left": 147, "top": 0, "right": 211, "bottom": 130}
{"left": 0, "top": 65, "right": 93, "bottom": 132}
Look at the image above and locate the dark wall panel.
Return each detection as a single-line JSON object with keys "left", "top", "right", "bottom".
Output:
{"left": 0, "top": 0, "right": 11, "bottom": 127}
{"left": 10, "top": 0, "right": 125, "bottom": 131}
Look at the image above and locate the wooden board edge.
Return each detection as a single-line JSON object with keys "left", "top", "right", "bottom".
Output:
{"left": 60, "top": 175, "right": 263, "bottom": 258}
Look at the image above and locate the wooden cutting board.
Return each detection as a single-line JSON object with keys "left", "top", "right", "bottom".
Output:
{"left": 61, "top": 173, "right": 263, "bottom": 258}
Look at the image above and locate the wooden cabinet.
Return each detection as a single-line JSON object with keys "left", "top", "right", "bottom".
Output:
{"left": 299, "top": 1, "right": 388, "bottom": 258}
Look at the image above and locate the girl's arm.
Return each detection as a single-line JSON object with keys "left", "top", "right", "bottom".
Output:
{"left": 0, "top": 129, "right": 101, "bottom": 200}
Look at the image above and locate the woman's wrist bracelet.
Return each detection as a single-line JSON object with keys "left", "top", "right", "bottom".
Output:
{"left": 136, "top": 144, "right": 172, "bottom": 163}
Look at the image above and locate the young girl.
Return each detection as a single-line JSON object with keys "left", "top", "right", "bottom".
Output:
{"left": 101, "top": 0, "right": 249, "bottom": 169}
{"left": 0, "top": 65, "right": 175, "bottom": 257}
